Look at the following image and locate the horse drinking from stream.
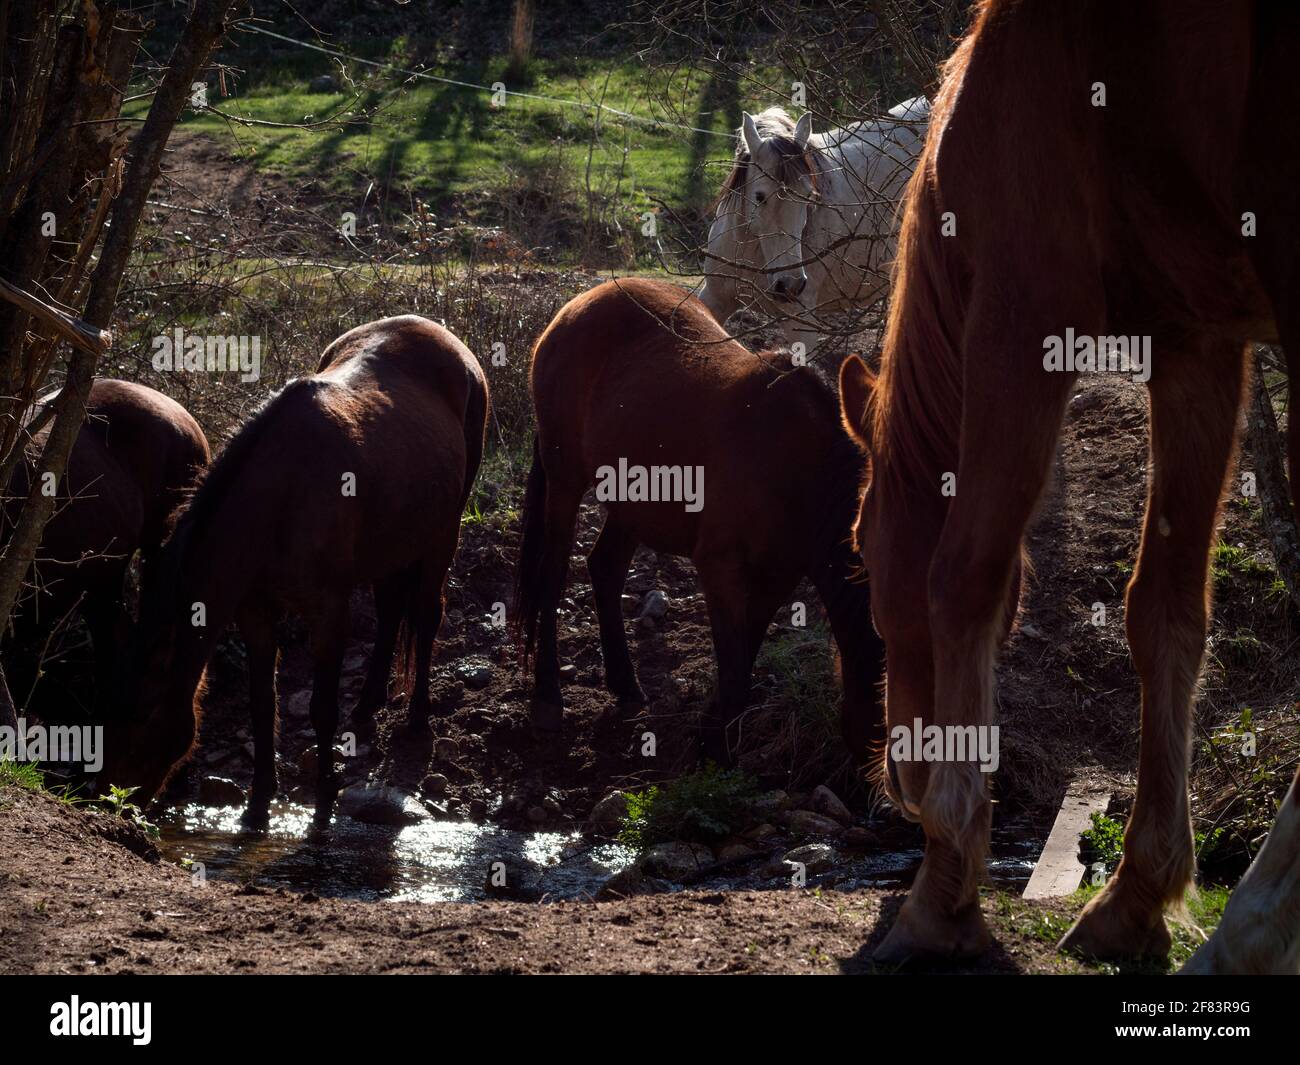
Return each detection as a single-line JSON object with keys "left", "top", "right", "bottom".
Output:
{"left": 3, "top": 380, "right": 209, "bottom": 705}
{"left": 98, "top": 317, "right": 488, "bottom": 825}
{"left": 514, "top": 277, "right": 884, "bottom": 763}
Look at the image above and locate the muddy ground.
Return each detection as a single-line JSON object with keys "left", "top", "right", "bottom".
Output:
{"left": 0, "top": 784, "right": 1092, "bottom": 974}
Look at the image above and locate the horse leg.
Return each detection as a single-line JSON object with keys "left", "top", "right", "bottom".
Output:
{"left": 407, "top": 544, "right": 452, "bottom": 728}
{"left": 587, "top": 515, "right": 643, "bottom": 708}
{"left": 530, "top": 482, "right": 583, "bottom": 730}
{"left": 352, "top": 571, "right": 405, "bottom": 734}
{"left": 1062, "top": 337, "right": 1246, "bottom": 960}
{"left": 697, "top": 558, "right": 789, "bottom": 764}
{"left": 238, "top": 606, "right": 280, "bottom": 829}
{"left": 307, "top": 592, "right": 350, "bottom": 818}
{"left": 875, "top": 290, "right": 1085, "bottom": 964}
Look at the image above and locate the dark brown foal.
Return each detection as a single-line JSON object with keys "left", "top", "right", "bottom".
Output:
{"left": 514, "top": 277, "right": 883, "bottom": 764}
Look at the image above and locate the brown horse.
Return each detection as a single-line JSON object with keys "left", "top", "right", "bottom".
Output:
{"left": 838, "top": 0, "right": 1300, "bottom": 966}
{"left": 514, "top": 277, "right": 884, "bottom": 763}
{"left": 3, "top": 380, "right": 209, "bottom": 702}
{"left": 98, "top": 317, "right": 488, "bottom": 824}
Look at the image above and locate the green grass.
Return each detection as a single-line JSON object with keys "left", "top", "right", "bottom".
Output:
{"left": 0, "top": 760, "right": 49, "bottom": 792}
{"left": 129, "top": 47, "right": 759, "bottom": 215}
{"left": 618, "top": 765, "right": 761, "bottom": 849}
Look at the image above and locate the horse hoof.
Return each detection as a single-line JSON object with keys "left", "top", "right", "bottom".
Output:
{"left": 872, "top": 900, "right": 991, "bottom": 966}
{"left": 239, "top": 806, "right": 271, "bottom": 833}
{"left": 1058, "top": 892, "right": 1172, "bottom": 961}
{"left": 530, "top": 699, "right": 563, "bottom": 732}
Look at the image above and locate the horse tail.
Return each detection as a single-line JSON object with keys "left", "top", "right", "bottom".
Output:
{"left": 511, "top": 434, "right": 547, "bottom": 669}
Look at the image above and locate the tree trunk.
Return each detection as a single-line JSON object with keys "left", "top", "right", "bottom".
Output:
{"left": 1244, "top": 346, "right": 1300, "bottom": 614}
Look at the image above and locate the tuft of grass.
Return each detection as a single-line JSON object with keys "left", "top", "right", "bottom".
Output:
{"left": 0, "top": 760, "right": 48, "bottom": 792}
{"left": 617, "top": 765, "right": 760, "bottom": 849}
{"left": 0, "top": 761, "right": 82, "bottom": 804}
{"left": 1080, "top": 811, "right": 1124, "bottom": 870}
{"left": 99, "top": 784, "right": 160, "bottom": 840}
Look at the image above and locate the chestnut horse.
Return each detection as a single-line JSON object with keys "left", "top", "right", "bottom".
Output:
{"left": 99, "top": 317, "right": 488, "bottom": 824}
{"left": 3, "top": 380, "right": 209, "bottom": 701}
{"left": 514, "top": 277, "right": 884, "bottom": 763}
{"left": 838, "top": 0, "right": 1300, "bottom": 968}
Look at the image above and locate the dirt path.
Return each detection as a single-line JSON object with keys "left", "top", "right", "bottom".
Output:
{"left": 0, "top": 785, "right": 1093, "bottom": 975}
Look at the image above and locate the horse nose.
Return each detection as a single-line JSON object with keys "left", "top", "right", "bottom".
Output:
{"left": 772, "top": 274, "right": 806, "bottom": 300}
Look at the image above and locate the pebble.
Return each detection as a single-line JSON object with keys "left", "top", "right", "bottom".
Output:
{"left": 197, "top": 776, "right": 245, "bottom": 807}
{"left": 808, "top": 784, "right": 852, "bottom": 825}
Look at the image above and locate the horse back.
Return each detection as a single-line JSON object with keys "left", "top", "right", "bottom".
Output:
{"left": 531, "top": 278, "right": 854, "bottom": 562}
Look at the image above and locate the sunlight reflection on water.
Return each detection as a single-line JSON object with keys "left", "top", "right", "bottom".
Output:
{"left": 158, "top": 801, "right": 635, "bottom": 903}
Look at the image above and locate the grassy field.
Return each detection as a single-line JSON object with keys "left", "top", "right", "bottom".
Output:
{"left": 133, "top": 39, "right": 772, "bottom": 220}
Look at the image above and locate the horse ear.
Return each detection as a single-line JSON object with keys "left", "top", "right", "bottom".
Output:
{"left": 741, "top": 112, "right": 762, "bottom": 157}
{"left": 793, "top": 112, "right": 813, "bottom": 148}
{"left": 839, "top": 353, "right": 876, "bottom": 448}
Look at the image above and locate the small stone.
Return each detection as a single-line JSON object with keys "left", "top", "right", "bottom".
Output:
{"left": 196, "top": 776, "right": 245, "bottom": 807}
{"left": 585, "top": 791, "right": 628, "bottom": 836}
{"left": 782, "top": 843, "right": 838, "bottom": 876}
{"left": 808, "top": 784, "right": 852, "bottom": 825}
{"left": 309, "top": 73, "right": 339, "bottom": 92}
{"left": 455, "top": 661, "right": 493, "bottom": 689}
{"left": 752, "top": 790, "right": 791, "bottom": 816}
{"left": 297, "top": 744, "right": 345, "bottom": 780}
{"left": 837, "top": 826, "right": 880, "bottom": 849}
{"left": 1068, "top": 390, "right": 1103, "bottom": 418}
{"left": 483, "top": 857, "right": 541, "bottom": 900}
{"left": 526, "top": 805, "right": 548, "bottom": 824}
{"left": 337, "top": 784, "right": 428, "bottom": 826}
{"left": 783, "top": 810, "right": 844, "bottom": 837}
{"left": 638, "top": 590, "right": 668, "bottom": 620}
{"left": 595, "top": 865, "right": 645, "bottom": 899}
{"left": 742, "top": 822, "right": 781, "bottom": 841}
{"left": 559, "top": 664, "right": 578, "bottom": 681}
{"left": 716, "top": 838, "right": 762, "bottom": 864}
{"left": 638, "top": 841, "right": 714, "bottom": 882}
{"left": 420, "top": 773, "right": 449, "bottom": 798}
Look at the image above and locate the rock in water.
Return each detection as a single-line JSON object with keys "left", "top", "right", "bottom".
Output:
{"left": 585, "top": 791, "right": 628, "bottom": 836}
{"left": 197, "top": 776, "right": 245, "bottom": 807}
{"left": 337, "top": 783, "right": 429, "bottom": 826}
{"left": 782, "top": 843, "right": 838, "bottom": 876}
{"left": 484, "top": 856, "right": 542, "bottom": 900}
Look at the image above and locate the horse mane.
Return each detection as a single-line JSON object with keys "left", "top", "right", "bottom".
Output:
{"left": 867, "top": 44, "right": 973, "bottom": 495}
{"left": 713, "top": 107, "right": 820, "bottom": 216}
{"left": 144, "top": 378, "right": 326, "bottom": 620}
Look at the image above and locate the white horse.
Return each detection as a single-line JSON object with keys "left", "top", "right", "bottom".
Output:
{"left": 698, "top": 96, "right": 929, "bottom": 347}
{"left": 1180, "top": 766, "right": 1300, "bottom": 974}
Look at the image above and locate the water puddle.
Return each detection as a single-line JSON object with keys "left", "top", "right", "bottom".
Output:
{"left": 158, "top": 801, "right": 636, "bottom": 902}
{"left": 160, "top": 803, "right": 1043, "bottom": 902}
